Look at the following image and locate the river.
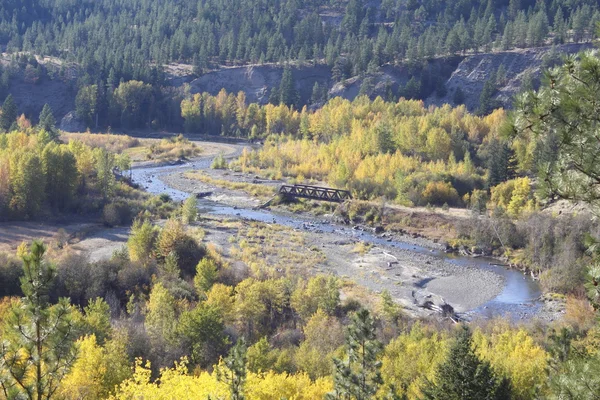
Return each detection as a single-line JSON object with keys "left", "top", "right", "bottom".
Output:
{"left": 131, "top": 146, "right": 543, "bottom": 320}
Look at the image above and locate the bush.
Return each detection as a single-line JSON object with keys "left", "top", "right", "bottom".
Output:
{"left": 127, "top": 219, "right": 158, "bottom": 265}
{"left": 211, "top": 153, "right": 228, "bottom": 169}
{"left": 0, "top": 253, "right": 22, "bottom": 297}
{"left": 103, "top": 202, "right": 132, "bottom": 227}
{"left": 421, "top": 181, "right": 460, "bottom": 206}
{"left": 53, "top": 250, "right": 93, "bottom": 305}
{"left": 181, "top": 196, "right": 198, "bottom": 224}
{"left": 157, "top": 219, "right": 205, "bottom": 276}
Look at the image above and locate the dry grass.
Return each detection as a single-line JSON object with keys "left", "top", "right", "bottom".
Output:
{"left": 144, "top": 135, "right": 201, "bottom": 162}
{"left": 61, "top": 132, "right": 202, "bottom": 162}
{"left": 184, "top": 171, "right": 276, "bottom": 199}
{"left": 339, "top": 281, "right": 382, "bottom": 311}
{"left": 61, "top": 132, "right": 140, "bottom": 153}
{"left": 564, "top": 296, "right": 596, "bottom": 331}
{"left": 351, "top": 241, "right": 372, "bottom": 255}
{"left": 229, "top": 221, "right": 326, "bottom": 279}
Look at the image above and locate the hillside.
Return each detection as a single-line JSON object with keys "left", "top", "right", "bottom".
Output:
{"left": 1, "top": 0, "right": 599, "bottom": 97}
{"left": 0, "top": 42, "right": 587, "bottom": 130}
{"left": 426, "top": 42, "right": 592, "bottom": 111}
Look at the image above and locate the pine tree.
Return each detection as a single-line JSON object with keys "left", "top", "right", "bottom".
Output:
{"left": 279, "top": 67, "right": 297, "bottom": 107}
{"left": 0, "top": 94, "right": 17, "bottom": 132}
{"left": 453, "top": 87, "right": 465, "bottom": 105}
{"left": 328, "top": 309, "right": 383, "bottom": 400}
{"left": 311, "top": 82, "right": 324, "bottom": 104}
{"left": 511, "top": 52, "right": 600, "bottom": 206}
{"left": 501, "top": 22, "right": 514, "bottom": 50}
{"left": 38, "top": 104, "right": 57, "bottom": 140}
{"left": 0, "top": 241, "right": 79, "bottom": 400}
{"left": 477, "top": 78, "right": 498, "bottom": 115}
{"left": 217, "top": 338, "right": 247, "bottom": 400}
{"left": 422, "top": 325, "right": 511, "bottom": 400}
{"left": 487, "top": 138, "right": 516, "bottom": 188}
{"left": 496, "top": 64, "right": 507, "bottom": 86}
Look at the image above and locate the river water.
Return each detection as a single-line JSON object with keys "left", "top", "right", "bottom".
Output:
{"left": 131, "top": 155, "right": 543, "bottom": 320}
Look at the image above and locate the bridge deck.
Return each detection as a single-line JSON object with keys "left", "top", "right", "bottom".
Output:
{"left": 278, "top": 184, "right": 352, "bottom": 202}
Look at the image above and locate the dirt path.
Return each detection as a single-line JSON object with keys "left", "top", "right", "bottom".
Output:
{"left": 0, "top": 221, "right": 92, "bottom": 252}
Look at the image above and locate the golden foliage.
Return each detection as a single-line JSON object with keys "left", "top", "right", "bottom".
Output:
{"left": 473, "top": 324, "right": 549, "bottom": 400}
{"left": 380, "top": 323, "right": 449, "bottom": 399}
{"left": 231, "top": 97, "right": 495, "bottom": 206}
{"left": 489, "top": 177, "right": 536, "bottom": 217}
{"left": 60, "top": 333, "right": 132, "bottom": 400}
{"left": 110, "top": 357, "right": 332, "bottom": 400}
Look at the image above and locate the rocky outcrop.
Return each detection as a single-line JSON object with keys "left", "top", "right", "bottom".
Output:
{"left": 187, "top": 44, "right": 589, "bottom": 112}
{"left": 426, "top": 43, "right": 592, "bottom": 111}
{"left": 3, "top": 43, "right": 592, "bottom": 126}
{"left": 188, "top": 64, "right": 332, "bottom": 105}
{"left": 9, "top": 76, "right": 76, "bottom": 123}
{"left": 59, "top": 111, "right": 86, "bottom": 132}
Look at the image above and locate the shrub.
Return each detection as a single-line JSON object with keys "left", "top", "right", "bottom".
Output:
{"left": 157, "top": 219, "right": 205, "bottom": 276}
{"left": 181, "top": 196, "right": 198, "bottom": 224}
{"left": 127, "top": 219, "right": 158, "bottom": 265}
{"left": 103, "top": 202, "right": 132, "bottom": 227}
{"left": 0, "top": 253, "right": 22, "bottom": 297}
{"left": 421, "top": 181, "right": 460, "bottom": 206}
{"left": 211, "top": 153, "right": 228, "bottom": 169}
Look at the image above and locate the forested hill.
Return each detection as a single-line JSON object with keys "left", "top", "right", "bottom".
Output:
{"left": 0, "top": 0, "right": 598, "bottom": 86}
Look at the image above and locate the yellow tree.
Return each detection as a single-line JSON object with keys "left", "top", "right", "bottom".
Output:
{"left": 380, "top": 323, "right": 449, "bottom": 399}
{"left": 60, "top": 333, "right": 132, "bottom": 400}
{"left": 473, "top": 325, "right": 549, "bottom": 400}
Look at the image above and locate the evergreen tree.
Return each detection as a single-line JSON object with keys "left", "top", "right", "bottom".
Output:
{"left": 328, "top": 309, "right": 383, "bottom": 400}
{"left": 279, "top": 67, "right": 297, "bottom": 107}
{"left": 422, "top": 325, "right": 511, "bottom": 400}
{"left": 0, "top": 241, "right": 79, "bottom": 400}
{"left": 453, "top": 87, "right": 465, "bottom": 105}
{"left": 0, "top": 94, "right": 17, "bottom": 132}
{"left": 311, "top": 82, "right": 327, "bottom": 104}
{"left": 403, "top": 76, "right": 421, "bottom": 100}
{"left": 359, "top": 76, "right": 375, "bottom": 97}
{"left": 477, "top": 78, "right": 498, "bottom": 115}
{"left": 217, "top": 338, "right": 247, "bottom": 400}
{"left": 38, "top": 104, "right": 57, "bottom": 140}
{"left": 496, "top": 64, "right": 507, "bottom": 86}
{"left": 501, "top": 22, "right": 514, "bottom": 50}
{"left": 75, "top": 85, "right": 98, "bottom": 128}
{"left": 511, "top": 52, "right": 600, "bottom": 206}
{"left": 486, "top": 138, "right": 516, "bottom": 188}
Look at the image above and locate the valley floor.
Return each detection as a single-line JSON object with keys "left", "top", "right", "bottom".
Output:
{"left": 0, "top": 138, "right": 565, "bottom": 323}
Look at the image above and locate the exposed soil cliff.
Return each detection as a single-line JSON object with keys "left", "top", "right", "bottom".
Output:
{"left": 426, "top": 43, "right": 592, "bottom": 111}
{"left": 2, "top": 42, "right": 592, "bottom": 128}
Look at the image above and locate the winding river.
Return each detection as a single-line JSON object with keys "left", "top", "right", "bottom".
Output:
{"left": 131, "top": 144, "right": 543, "bottom": 320}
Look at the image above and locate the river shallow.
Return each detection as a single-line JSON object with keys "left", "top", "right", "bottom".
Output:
{"left": 131, "top": 153, "right": 543, "bottom": 320}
